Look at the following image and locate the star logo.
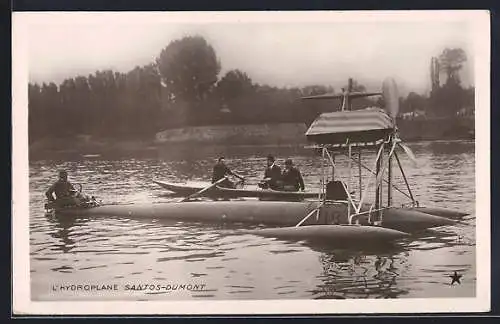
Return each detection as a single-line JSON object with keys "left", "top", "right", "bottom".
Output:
{"left": 449, "top": 271, "right": 463, "bottom": 285}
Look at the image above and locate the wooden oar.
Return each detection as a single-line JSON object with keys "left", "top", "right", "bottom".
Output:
{"left": 179, "top": 177, "right": 228, "bottom": 202}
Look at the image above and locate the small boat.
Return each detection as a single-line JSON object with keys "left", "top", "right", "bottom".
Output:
{"left": 153, "top": 180, "right": 320, "bottom": 200}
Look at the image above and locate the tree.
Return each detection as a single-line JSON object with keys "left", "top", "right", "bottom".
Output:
{"left": 427, "top": 48, "right": 470, "bottom": 117}
{"left": 299, "top": 85, "right": 334, "bottom": 126}
{"left": 87, "top": 70, "right": 119, "bottom": 136}
{"left": 343, "top": 79, "right": 366, "bottom": 92}
{"left": 157, "top": 36, "right": 221, "bottom": 103}
{"left": 28, "top": 83, "right": 43, "bottom": 142}
{"left": 40, "top": 82, "right": 62, "bottom": 137}
{"left": 401, "top": 92, "right": 427, "bottom": 114}
{"left": 438, "top": 48, "right": 467, "bottom": 85}
{"left": 300, "top": 85, "right": 332, "bottom": 97}
{"left": 216, "top": 69, "right": 254, "bottom": 102}
{"left": 210, "top": 69, "right": 255, "bottom": 123}
{"left": 127, "top": 64, "right": 162, "bottom": 138}
{"left": 464, "top": 86, "right": 475, "bottom": 111}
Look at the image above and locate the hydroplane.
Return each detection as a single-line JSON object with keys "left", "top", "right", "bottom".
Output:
{"left": 44, "top": 78, "right": 468, "bottom": 247}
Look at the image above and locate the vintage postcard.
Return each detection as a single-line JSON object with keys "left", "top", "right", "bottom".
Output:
{"left": 12, "top": 10, "right": 490, "bottom": 315}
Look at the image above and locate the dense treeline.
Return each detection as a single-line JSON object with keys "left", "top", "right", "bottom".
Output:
{"left": 399, "top": 48, "right": 474, "bottom": 118}
{"left": 28, "top": 35, "right": 474, "bottom": 143}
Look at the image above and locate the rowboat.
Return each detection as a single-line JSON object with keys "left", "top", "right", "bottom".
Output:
{"left": 153, "top": 180, "right": 320, "bottom": 200}
{"left": 46, "top": 78, "right": 468, "bottom": 246}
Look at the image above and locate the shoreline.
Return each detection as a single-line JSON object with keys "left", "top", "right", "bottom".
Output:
{"left": 29, "top": 120, "right": 474, "bottom": 160}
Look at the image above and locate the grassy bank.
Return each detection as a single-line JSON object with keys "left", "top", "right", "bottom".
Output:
{"left": 29, "top": 118, "right": 474, "bottom": 160}
{"left": 155, "top": 123, "right": 308, "bottom": 146}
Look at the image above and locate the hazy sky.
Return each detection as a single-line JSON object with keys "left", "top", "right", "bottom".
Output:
{"left": 20, "top": 12, "right": 476, "bottom": 95}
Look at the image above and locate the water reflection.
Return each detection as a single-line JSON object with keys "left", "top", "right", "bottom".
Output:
{"left": 407, "top": 227, "right": 475, "bottom": 251}
{"left": 412, "top": 141, "right": 474, "bottom": 182}
{"left": 45, "top": 212, "right": 87, "bottom": 253}
{"left": 309, "top": 242, "right": 408, "bottom": 299}
{"left": 415, "top": 140, "right": 475, "bottom": 156}
{"left": 158, "top": 144, "right": 314, "bottom": 162}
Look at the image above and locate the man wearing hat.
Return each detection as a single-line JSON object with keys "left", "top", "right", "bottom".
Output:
{"left": 282, "top": 159, "right": 305, "bottom": 192}
{"left": 259, "top": 155, "right": 283, "bottom": 190}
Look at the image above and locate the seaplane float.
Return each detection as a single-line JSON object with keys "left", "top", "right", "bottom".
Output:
{"left": 44, "top": 78, "right": 468, "bottom": 247}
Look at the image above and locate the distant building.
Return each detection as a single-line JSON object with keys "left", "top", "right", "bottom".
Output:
{"left": 401, "top": 110, "right": 426, "bottom": 120}
{"left": 457, "top": 106, "right": 474, "bottom": 117}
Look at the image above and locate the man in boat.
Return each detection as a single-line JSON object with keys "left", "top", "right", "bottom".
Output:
{"left": 211, "top": 156, "right": 245, "bottom": 189}
{"left": 259, "top": 155, "right": 283, "bottom": 190}
{"left": 45, "top": 170, "right": 80, "bottom": 208}
{"left": 282, "top": 159, "right": 305, "bottom": 192}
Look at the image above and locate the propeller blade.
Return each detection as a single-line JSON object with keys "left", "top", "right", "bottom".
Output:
{"left": 398, "top": 142, "right": 418, "bottom": 166}
{"left": 382, "top": 78, "right": 399, "bottom": 119}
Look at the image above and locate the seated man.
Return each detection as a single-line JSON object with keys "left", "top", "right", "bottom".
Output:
{"left": 281, "top": 159, "right": 305, "bottom": 192}
{"left": 259, "top": 155, "right": 283, "bottom": 190}
{"left": 211, "top": 156, "right": 245, "bottom": 189}
{"left": 45, "top": 170, "right": 80, "bottom": 207}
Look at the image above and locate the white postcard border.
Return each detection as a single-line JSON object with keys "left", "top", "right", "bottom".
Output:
{"left": 12, "top": 10, "right": 491, "bottom": 315}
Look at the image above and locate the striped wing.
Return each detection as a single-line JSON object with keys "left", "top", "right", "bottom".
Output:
{"left": 305, "top": 108, "right": 395, "bottom": 145}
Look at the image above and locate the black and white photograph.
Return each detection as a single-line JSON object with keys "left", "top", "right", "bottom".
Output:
{"left": 12, "top": 10, "right": 490, "bottom": 314}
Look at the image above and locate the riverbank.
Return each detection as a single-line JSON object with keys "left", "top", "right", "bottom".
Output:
{"left": 155, "top": 123, "right": 309, "bottom": 145}
{"left": 29, "top": 118, "right": 474, "bottom": 160}
{"left": 154, "top": 118, "right": 474, "bottom": 144}
{"left": 396, "top": 116, "right": 474, "bottom": 141}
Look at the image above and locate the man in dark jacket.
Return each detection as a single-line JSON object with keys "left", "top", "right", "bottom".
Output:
{"left": 259, "top": 155, "right": 283, "bottom": 190}
{"left": 282, "top": 159, "right": 305, "bottom": 192}
{"left": 212, "top": 156, "right": 245, "bottom": 188}
{"left": 46, "top": 170, "right": 79, "bottom": 207}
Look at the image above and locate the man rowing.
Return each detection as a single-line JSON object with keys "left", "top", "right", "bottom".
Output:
{"left": 211, "top": 156, "right": 245, "bottom": 189}
{"left": 282, "top": 159, "right": 305, "bottom": 192}
{"left": 259, "top": 155, "right": 283, "bottom": 190}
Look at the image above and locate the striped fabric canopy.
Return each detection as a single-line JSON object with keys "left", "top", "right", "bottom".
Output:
{"left": 305, "top": 107, "right": 395, "bottom": 145}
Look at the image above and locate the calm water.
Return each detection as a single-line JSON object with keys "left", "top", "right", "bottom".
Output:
{"left": 29, "top": 140, "right": 476, "bottom": 300}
